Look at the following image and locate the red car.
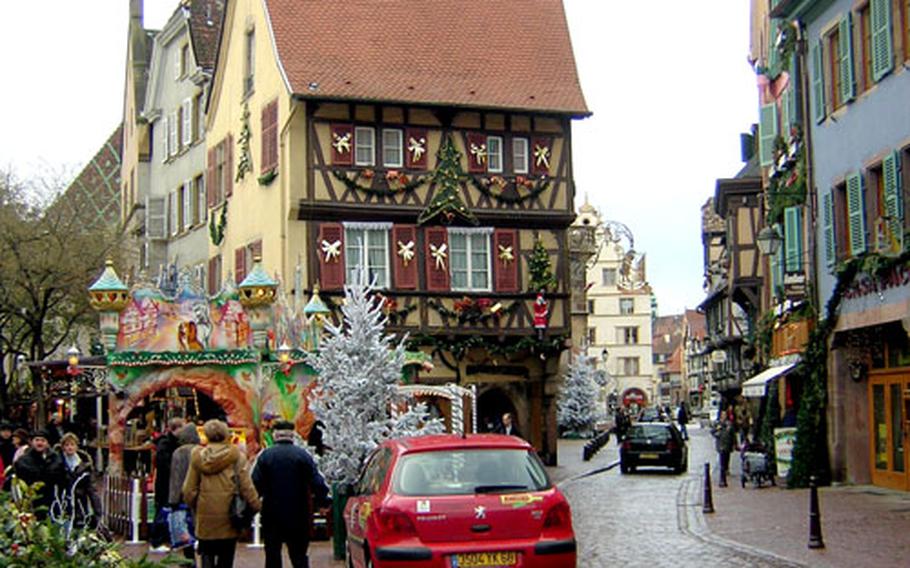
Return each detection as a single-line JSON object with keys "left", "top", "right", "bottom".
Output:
{"left": 343, "top": 434, "right": 576, "bottom": 568}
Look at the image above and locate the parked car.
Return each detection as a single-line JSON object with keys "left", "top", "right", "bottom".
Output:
{"left": 619, "top": 422, "right": 688, "bottom": 474}
{"left": 343, "top": 434, "right": 577, "bottom": 568}
{"left": 636, "top": 407, "right": 664, "bottom": 422}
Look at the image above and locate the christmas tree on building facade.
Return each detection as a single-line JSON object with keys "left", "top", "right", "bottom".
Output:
{"left": 557, "top": 352, "right": 599, "bottom": 437}
{"left": 305, "top": 281, "right": 442, "bottom": 485}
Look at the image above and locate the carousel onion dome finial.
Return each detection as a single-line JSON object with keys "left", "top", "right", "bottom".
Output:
{"left": 238, "top": 256, "right": 278, "bottom": 307}
{"left": 88, "top": 259, "right": 130, "bottom": 311}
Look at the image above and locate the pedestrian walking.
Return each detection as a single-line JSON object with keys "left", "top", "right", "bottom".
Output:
{"left": 11, "top": 428, "right": 30, "bottom": 464}
{"left": 0, "top": 422, "right": 16, "bottom": 471}
{"left": 169, "top": 423, "right": 202, "bottom": 564}
{"left": 676, "top": 401, "right": 690, "bottom": 441}
{"left": 712, "top": 414, "right": 736, "bottom": 487}
{"left": 183, "top": 419, "right": 260, "bottom": 568}
{"left": 495, "top": 412, "right": 522, "bottom": 438}
{"left": 13, "top": 429, "right": 66, "bottom": 519}
{"left": 151, "top": 417, "right": 185, "bottom": 552}
{"left": 59, "top": 432, "right": 102, "bottom": 530}
{"left": 252, "top": 420, "right": 331, "bottom": 568}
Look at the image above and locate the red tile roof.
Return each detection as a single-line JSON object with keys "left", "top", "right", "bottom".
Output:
{"left": 188, "top": 0, "right": 224, "bottom": 71}
{"left": 264, "top": 0, "right": 590, "bottom": 116}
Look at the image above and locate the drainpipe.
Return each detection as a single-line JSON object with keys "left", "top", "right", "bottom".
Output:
{"left": 794, "top": 20, "right": 819, "bottom": 307}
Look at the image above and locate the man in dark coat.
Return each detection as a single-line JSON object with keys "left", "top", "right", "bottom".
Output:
{"left": 494, "top": 412, "right": 522, "bottom": 438}
{"left": 0, "top": 422, "right": 16, "bottom": 470}
{"left": 14, "top": 429, "right": 66, "bottom": 518}
{"left": 252, "top": 420, "right": 330, "bottom": 568}
{"left": 151, "top": 417, "right": 184, "bottom": 549}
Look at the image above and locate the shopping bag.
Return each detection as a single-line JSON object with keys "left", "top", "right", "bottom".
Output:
{"left": 168, "top": 504, "right": 195, "bottom": 549}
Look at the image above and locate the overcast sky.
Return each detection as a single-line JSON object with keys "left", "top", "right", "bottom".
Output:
{"left": 0, "top": 1, "right": 756, "bottom": 316}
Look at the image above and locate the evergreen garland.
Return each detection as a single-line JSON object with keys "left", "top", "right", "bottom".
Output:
{"left": 209, "top": 202, "right": 227, "bottom": 246}
{"left": 467, "top": 174, "right": 551, "bottom": 204}
{"left": 406, "top": 333, "right": 567, "bottom": 361}
{"left": 235, "top": 102, "right": 253, "bottom": 182}
{"left": 766, "top": 130, "right": 806, "bottom": 224}
{"left": 108, "top": 349, "right": 260, "bottom": 367}
{"left": 427, "top": 298, "right": 521, "bottom": 326}
{"left": 331, "top": 169, "right": 428, "bottom": 196}
{"left": 528, "top": 239, "right": 556, "bottom": 292}
{"left": 417, "top": 134, "right": 478, "bottom": 226}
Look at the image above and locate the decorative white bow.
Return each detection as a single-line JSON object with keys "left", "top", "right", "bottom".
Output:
{"left": 429, "top": 243, "right": 448, "bottom": 271}
{"left": 321, "top": 239, "right": 341, "bottom": 262}
{"left": 397, "top": 240, "right": 415, "bottom": 266}
{"left": 498, "top": 244, "right": 514, "bottom": 264}
{"left": 332, "top": 132, "right": 351, "bottom": 154}
{"left": 533, "top": 144, "right": 550, "bottom": 169}
{"left": 408, "top": 137, "right": 426, "bottom": 163}
{"left": 470, "top": 143, "right": 487, "bottom": 165}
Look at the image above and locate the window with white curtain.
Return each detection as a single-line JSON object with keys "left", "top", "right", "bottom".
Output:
{"left": 382, "top": 128, "right": 403, "bottom": 167}
{"left": 344, "top": 224, "right": 389, "bottom": 287}
{"left": 355, "top": 127, "right": 375, "bottom": 166}
{"left": 487, "top": 136, "right": 503, "bottom": 173}
{"left": 449, "top": 228, "right": 491, "bottom": 291}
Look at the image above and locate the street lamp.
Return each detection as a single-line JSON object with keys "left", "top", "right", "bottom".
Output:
{"left": 66, "top": 345, "right": 81, "bottom": 376}
{"left": 756, "top": 225, "right": 783, "bottom": 256}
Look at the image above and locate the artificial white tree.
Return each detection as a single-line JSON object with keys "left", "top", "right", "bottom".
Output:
{"left": 306, "top": 282, "right": 442, "bottom": 485}
{"left": 557, "top": 352, "right": 599, "bottom": 436}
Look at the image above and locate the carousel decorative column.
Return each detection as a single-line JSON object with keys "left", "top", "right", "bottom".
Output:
{"left": 88, "top": 260, "right": 131, "bottom": 352}
{"left": 304, "top": 285, "right": 331, "bottom": 351}
{"left": 238, "top": 256, "right": 278, "bottom": 351}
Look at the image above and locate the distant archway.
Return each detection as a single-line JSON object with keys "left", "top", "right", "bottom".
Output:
{"left": 477, "top": 387, "right": 520, "bottom": 433}
{"left": 108, "top": 366, "right": 256, "bottom": 474}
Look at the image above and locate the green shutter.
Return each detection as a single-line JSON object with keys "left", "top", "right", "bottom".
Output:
{"left": 771, "top": 224, "right": 785, "bottom": 297}
{"left": 822, "top": 191, "right": 836, "bottom": 268}
{"left": 883, "top": 151, "right": 903, "bottom": 253}
{"left": 846, "top": 172, "right": 867, "bottom": 256}
{"left": 759, "top": 103, "right": 778, "bottom": 167}
{"left": 811, "top": 40, "right": 826, "bottom": 124}
{"left": 784, "top": 206, "right": 803, "bottom": 273}
{"left": 839, "top": 14, "right": 856, "bottom": 103}
{"left": 780, "top": 87, "right": 791, "bottom": 136}
{"left": 871, "top": 0, "right": 894, "bottom": 81}
{"left": 768, "top": 20, "right": 781, "bottom": 78}
{"left": 787, "top": 78, "right": 798, "bottom": 132}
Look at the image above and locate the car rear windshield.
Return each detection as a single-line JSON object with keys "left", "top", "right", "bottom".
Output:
{"left": 393, "top": 449, "right": 551, "bottom": 496}
{"left": 627, "top": 424, "right": 672, "bottom": 442}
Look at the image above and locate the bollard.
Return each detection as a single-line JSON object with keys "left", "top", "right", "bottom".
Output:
{"left": 808, "top": 475, "right": 825, "bottom": 549}
{"left": 702, "top": 462, "right": 715, "bottom": 514}
{"left": 247, "top": 513, "right": 263, "bottom": 548}
{"left": 129, "top": 477, "right": 142, "bottom": 544}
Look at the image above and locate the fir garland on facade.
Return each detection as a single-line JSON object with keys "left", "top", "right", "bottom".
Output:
{"left": 235, "top": 102, "right": 253, "bottom": 182}
{"left": 331, "top": 169, "right": 428, "bottom": 196}
{"left": 417, "top": 134, "right": 478, "bottom": 225}
{"left": 407, "top": 333, "right": 568, "bottom": 361}
{"left": 107, "top": 349, "right": 260, "bottom": 367}
{"left": 767, "top": 129, "right": 807, "bottom": 224}
{"left": 209, "top": 202, "right": 227, "bottom": 246}
{"left": 467, "top": 174, "right": 551, "bottom": 204}
{"left": 528, "top": 239, "right": 556, "bottom": 292}
{"left": 427, "top": 298, "right": 520, "bottom": 326}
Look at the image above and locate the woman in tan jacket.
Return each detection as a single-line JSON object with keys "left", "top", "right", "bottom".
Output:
{"left": 183, "top": 419, "right": 260, "bottom": 568}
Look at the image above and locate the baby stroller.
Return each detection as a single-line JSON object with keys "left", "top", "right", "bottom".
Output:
{"left": 740, "top": 440, "right": 775, "bottom": 488}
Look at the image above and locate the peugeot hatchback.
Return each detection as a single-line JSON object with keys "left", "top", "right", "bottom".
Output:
{"left": 343, "top": 434, "right": 576, "bottom": 568}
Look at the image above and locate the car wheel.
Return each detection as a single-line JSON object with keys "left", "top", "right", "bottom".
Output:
{"left": 620, "top": 462, "right": 629, "bottom": 474}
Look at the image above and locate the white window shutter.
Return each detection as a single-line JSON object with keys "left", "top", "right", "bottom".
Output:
{"left": 175, "top": 47, "right": 181, "bottom": 79}
{"left": 182, "top": 99, "right": 193, "bottom": 146}
{"left": 169, "top": 111, "right": 178, "bottom": 156}
{"left": 169, "top": 192, "right": 177, "bottom": 236}
{"left": 161, "top": 117, "right": 169, "bottom": 162}
{"left": 183, "top": 180, "right": 193, "bottom": 231}
{"left": 147, "top": 196, "right": 166, "bottom": 239}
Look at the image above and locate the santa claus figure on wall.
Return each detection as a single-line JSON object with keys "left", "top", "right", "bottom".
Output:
{"left": 533, "top": 290, "right": 549, "bottom": 339}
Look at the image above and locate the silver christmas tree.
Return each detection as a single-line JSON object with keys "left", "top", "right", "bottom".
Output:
{"left": 557, "top": 353, "right": 599, "bottom": 437}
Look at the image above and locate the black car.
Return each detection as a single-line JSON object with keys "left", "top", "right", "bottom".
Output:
{"left": 619, "top": 422, "right": 687, "bottom": 474}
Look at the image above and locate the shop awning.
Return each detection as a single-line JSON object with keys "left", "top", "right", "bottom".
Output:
{"left": 741, "top": 362, "right": 797, "bottom": 398}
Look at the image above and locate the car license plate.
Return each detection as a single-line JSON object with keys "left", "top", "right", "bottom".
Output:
{"left": 452, "top": 551, "right": 518, "bottom": 567}
{"left": 640, "top": 453, "right": 659, "bottom": 459}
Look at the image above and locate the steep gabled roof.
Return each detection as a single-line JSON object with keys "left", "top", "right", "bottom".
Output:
{"left": 59, "top": 125, "right": 124, "bottom": 228}
{"left": 188, "top": 0, "right": 224, "bottom": 72}
{"left": 264, "top": 0, "right": 590, "bottom": 116}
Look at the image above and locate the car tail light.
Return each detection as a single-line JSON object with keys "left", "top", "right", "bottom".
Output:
{"left": 666, "top": 440, "right": 678, "bottom": 451}
{"left": 376, "top": 507, "right": 417, "bottom": 538}
{"left": 622, "top": 440, "right": 631, "bottom": 451}
{"left": 543, "top": 500, "right": 573, "bottom": 531}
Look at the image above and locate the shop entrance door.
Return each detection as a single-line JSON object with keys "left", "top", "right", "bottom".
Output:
{"left": 869, "top": 372, "right": 909, "bottom": 490}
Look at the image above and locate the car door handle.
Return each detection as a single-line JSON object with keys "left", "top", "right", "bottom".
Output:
{"left": 471, "top": 524, "right": 491, "bottom": 533}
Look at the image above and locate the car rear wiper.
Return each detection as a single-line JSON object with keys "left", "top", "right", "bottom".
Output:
{"left": 473, "top": 484, "right": 529, "bottom": 494}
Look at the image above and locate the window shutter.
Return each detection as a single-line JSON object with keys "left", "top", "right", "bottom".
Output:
{"left": 768, "top": 20, "right": 781, "bottom": 77}
{"left": 405, "top": 128, "right": 428, "bottom": 169}
{"left": 225, "top": 134, "right": 234, "bottom": 197}
{"left": 169, "top": 111, "right": 178, "bottom": 156}
{"left": 182, "top": 99, "right": 193, "bottom": 146}
{"left": 424, "top": 227, "right": 450, "bottom": 292}
{"left": 846, "top": 172, "right": 867, "bottom": 256}
{"left": 771, "top": 224, "right": 785, "bottom": 295}
{"left": 392, "top": 225, "right": 418, "bottom": 289}
{"left": 822, "top": 192, "right": 836, "bottom": 268}
{"left": 318, "top": 223, "right": 345, "bottom": 290}
{"left": 883, "top": 151, "right": 903, "bottom": 253}
{"left": 206, "top": 148, "right": 216, "bottom": 207}
{"left": 261, "top": 101, "right": 278, "bottom": 174}
{"left": 330, "top": 124, "right": 354, "bottom": 166}
{"left": 466, "top": 133, "right": 487, "bottom": 173}
{"left": 235, "top": 246, "right": 247, "bottom": 284}
{"left": 174, "top": 47, "right": 181, "bottom": 79}
{"left": 758, "top": 103, "right": 778, "bottom": 167}
{"left": 251, "top": 239, "right": 263, "bottom": 261}
{"left": 493, "top": 229, "right": 519, "bottom": 292}
{"left": 167, "top": 192, "right": 176, "bottom": 236}
{"left": 161, "top": 116, "right": 169, "bottom": 162}
{"left": 779, "top": 89, "right": 790, "bottom": 137}
{"left": 811, "top": 40, "right": 826, "bottom": 123}
{"left": 183, "top": 180, "right": 193, "bottom": 231}
{"left": 839, "top": 14, "right": 856, "bottom": 103}
{"left": 871, "top": 0, "right": 894, "bottom": 82}
{"left": 146, "top": 196, "right": 167, "bottom": 239}
{"left": 208, "top": 257, "right": 217, "bottom": 295}
{"left": 531, "top": 137, "right": 553, "bottom": 175}
{"left": 784, "top": 206, "right": 803, "bottom": 273}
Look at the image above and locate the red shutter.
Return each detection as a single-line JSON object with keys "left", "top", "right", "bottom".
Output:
{"left": 251, "top": 239, "right": 263, "bottom": 262}
{"left": 405, "top": 128, "right": 428, "bottom": 169}
{"left": 235, "top": 246, "right": 246, "bottom": 284}
{"left": 493, "top": 229, "right": 519, "bottom": 292}
{"left": 466, "top": 132, "right": 487, "bottom": 173}
{"left": 225, "top": 135, "right": 234, "bottom": 197}
{"left": 207, "top": 256, "right": 217, "bottom": 295}
{"left": 392, "top": 225, "right": 418, "bottom": 289}
{"left": 261, "top": 101, "right": 278, "bottom": 174}
{"left": 424, "top": 227, "right": 450, "bottom": 292}
{"left": 531, "top": 137, "right": 553, "bottom": 175}
{"left": 318, "top": 223, "right": 345, "bottom": 290}
{"left": 206, "top": 148, "right": 215, "bottom": 207}
{"left": 331, "top": 124, "right": 354, "bottom": 166}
